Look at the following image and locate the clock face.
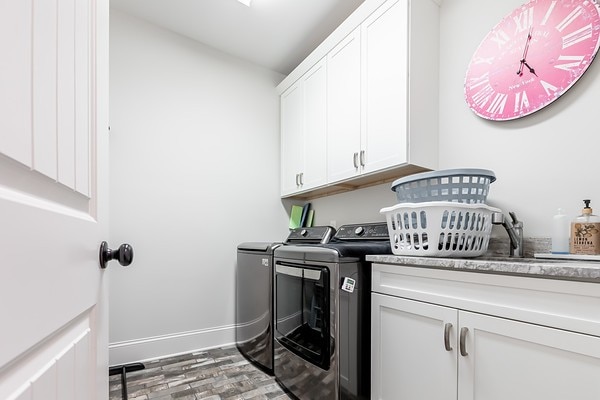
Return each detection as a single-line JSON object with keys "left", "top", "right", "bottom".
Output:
{"left": 465, "top": 0, "right": 600, "bottom": 121}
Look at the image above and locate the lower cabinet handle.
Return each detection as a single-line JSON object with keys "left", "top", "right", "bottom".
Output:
{"left": 459, "top": 327, "right": 469, "bottom": 357}
{"left": 360, "top": 150, "right": 365, "bottom": 167}
{"left": 444, "top": 323, "right": 453, "bottom": 351}
{"left": 353, "top": 152, "right": 359, "bottom": 168}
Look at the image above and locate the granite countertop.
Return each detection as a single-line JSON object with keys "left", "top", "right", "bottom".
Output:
{"left": 366, "top": 254, "right": 600, "bottom": 283}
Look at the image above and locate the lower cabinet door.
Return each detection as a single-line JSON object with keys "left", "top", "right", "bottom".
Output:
{"left": 371, "top": 293, "right": 458, "bottom": 400}
{"left": 458, "top": 310, "right": 600, "bottom": 400}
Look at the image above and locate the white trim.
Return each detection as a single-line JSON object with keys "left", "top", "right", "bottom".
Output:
{"left": 108, "top": 324, "right": 235, "bottom": 366}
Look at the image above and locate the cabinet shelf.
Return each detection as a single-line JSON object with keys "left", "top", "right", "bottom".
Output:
{"left": 281, "top": 164, "right": 430, "bottom": 200}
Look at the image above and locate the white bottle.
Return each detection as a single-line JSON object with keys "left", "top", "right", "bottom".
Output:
{"left": 552, "top": 208, "right": 569, "bottom": 254}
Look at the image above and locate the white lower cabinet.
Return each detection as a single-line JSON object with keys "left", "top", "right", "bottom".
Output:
{"left": 459, "top": 311, "right": 600, "bottom": 400}
{"left": 371, "top": 265, "right": 600, "bottom": 400}
{"left": 371, "top": 294, "right": 457, "bottom": 400}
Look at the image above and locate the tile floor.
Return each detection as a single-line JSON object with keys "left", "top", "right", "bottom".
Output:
{"left": 109, "top": 346, "right": 294, "bottom": 400}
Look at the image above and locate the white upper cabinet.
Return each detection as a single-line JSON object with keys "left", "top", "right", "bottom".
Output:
{"left": 327, "top": 28, "right": 361, "bottom": 183}
{"left": 280, "top": 59, "right": 327, "bottom": 197}
{"left": 360, "top": 0, "right": 409, "bottom": 175}
{"left": 281, "top": 82, "right": 304, "bottom": 196}
{"left": 278, "top": 0, "right": 440, "bottom": 198}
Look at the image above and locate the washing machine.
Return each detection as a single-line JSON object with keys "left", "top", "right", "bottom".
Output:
{"left": 273, "top": 222, "right": 391, "bottom": 399}
{"left": 236, "top": 226, "right": 335, "bottom": 373}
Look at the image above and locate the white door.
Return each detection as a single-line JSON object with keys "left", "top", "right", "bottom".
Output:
{"left": 327, "top": 27, "right": 361, "bottom": 183}
{"left": 361, "top": 0, "right": 408, "bottom": 173}
{"left": 280, "top": 82, "right": 303, "bottom": 196}
{"left": 371, "top": 293, "right": 458, "bottom": 400}
{"left": 0, "top": 0, "right": 110, "bottom": 399}
{"left": 458, "top": 311, "right": 600, "bottom": 400}
{"left": 301, "top": 58, "right": 327, "bottom": 191}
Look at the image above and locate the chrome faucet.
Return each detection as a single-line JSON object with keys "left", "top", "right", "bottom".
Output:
{"left": 492, "top": 211, "right": 524, "bottom": 257}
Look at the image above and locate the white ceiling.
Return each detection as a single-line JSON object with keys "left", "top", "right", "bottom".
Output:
{"left": 110, "top": 0, "right": 366, "bottom": 75}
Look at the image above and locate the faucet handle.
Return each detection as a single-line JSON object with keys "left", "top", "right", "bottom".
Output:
{"left": 509, "top": 211, "right": 520, "bottom": 225}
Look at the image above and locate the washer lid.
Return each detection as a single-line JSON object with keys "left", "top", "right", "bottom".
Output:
{"left": 274, "top": 245, "right": 343, "bottom": 263}
{"left": 237, "top": 242, "right": 281, "bottom": 254}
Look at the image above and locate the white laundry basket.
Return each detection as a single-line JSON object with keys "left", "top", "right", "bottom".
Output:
{"left": 381, "top": 202, "right": 501, "bottom": 257}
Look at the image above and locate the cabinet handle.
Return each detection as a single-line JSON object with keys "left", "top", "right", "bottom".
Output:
{"left": 353, "top": 152, "right": 359, "bottom": 168}
{"left": 444, "top": 323, "right": 453, "bottom": 351}
{"left": 459, "top": 327, "right": 469, "bottom": 357}
{"left": 299, "top": 172, "right": 304, "bottom": 185}
{"left": 295, "top": 173, "right": 299, "bottom": 186}
{"left": 360, "top": 150, "right": 365, "bottom": 167}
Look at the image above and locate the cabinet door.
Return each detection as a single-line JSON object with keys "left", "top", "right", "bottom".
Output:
{"left": 458, "top": 311, "right": 600, "bottom": 400}
{"left": 371, "top": 293, "right": 458, "bottom": 400}
{"left": 280, "top": 81, "right": 303, "bottom": 196}
{"left": 361, "top": 0, "right": 408, "bottom": 174}
{"left": 301, "top": 58, "right": 327, "bottom": 190}
{"left": 327, "top": 28, "right": 361, "bottom": 183}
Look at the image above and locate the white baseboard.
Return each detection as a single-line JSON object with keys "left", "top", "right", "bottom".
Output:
{"left": 109, "top": 324, "right": 235, "bottom": 366}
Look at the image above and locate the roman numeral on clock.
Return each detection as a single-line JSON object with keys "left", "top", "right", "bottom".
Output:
{"left": 514, "top": 91, "right": 530, "bottom": 113}
{"left": 556, "top": 6, "right": 583, "bottom": 32}
{"left": 487, "top": 92, "right": 507, "bottom": 114}
{"left": 467, "top": 72, "right": 490, "bottom": 90}
{"left": 562, "top": 24, "right": 593, "bottom": 48}
{"left": 490, "top": 29, "right": 510, "bottom": 48}
{"left": 540, "top": 1, "right": 557, "bottom": 26}
{"left": 514, "top": 7, "right": 535, "bottom": 33}
{"left": 554, "top": 55, "right": 585, "bottom": 71}
{"left": 540, "top": 80, "right": 558, "bottom": 96}
{"left": 471, "top": 83, "right": 495, "bottom": 108}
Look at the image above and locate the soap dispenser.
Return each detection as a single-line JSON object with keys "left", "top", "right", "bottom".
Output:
{"left": 570, "top": 200, "right": 600, "bottom": 255}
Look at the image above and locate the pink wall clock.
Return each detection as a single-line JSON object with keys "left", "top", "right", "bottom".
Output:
{"left": 464, "top": 0, "right": 600, "bottom": 121}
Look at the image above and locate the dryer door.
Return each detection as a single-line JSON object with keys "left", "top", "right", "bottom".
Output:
{"left": 275, "top": 262, "right": 332, "bottom": 370}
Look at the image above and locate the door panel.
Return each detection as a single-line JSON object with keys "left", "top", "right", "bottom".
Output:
{"left": 302, "top": 59, "right": 327, "bottom": 190}
{"left": 280, "top": 83, "right": 303, "bottom": 195}
{"left": 371, "top": 293, "right": 457, "bottom": 400}
{"left": 361, "top": 0, "right": 408, "bottom": 173}
{"left": 0, "top": 0, "right": 108, "bottom": 399}
{"left": 32, "top": 0, "right": 58, "bottom": 178}
{"left": 459, "top": 311, "right": 600, "bottom": 400}
{"left": 0, "top": 0, "right": 33, "bottom": 166}
{"left": 327, "top": 28, "right": 361, "bottom": 183}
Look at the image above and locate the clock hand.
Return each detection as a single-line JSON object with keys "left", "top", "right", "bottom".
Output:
{"left": 524, "top": 61, "right": 538, "bottom": 76}
{"left": 517, "top": 60, "right": 525, "bottom": 76}
{"left": 516, "top": 27, "right": 533, "bottom": 76}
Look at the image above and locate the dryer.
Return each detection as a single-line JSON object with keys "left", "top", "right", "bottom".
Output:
{"left": 235, "top": 226, "right": 335, "bottom": 373}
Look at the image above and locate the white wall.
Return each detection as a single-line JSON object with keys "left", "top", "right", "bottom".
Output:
{"left": 312, "top": 0, "right": 599, "bottom": 238}
{"left": 108, "top": 9, "right": 288, "bottom": 365}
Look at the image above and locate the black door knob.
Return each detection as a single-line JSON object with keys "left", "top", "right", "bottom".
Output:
{"left": 99, "top": 241, "right": 134, "bottom": 269}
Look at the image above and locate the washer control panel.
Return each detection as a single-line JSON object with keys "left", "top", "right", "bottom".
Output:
{"left": 286, "top": 226, "right": 336, "bottom": 244}
{"left": 334, "top": 223, "right": 389, "bottom": 240}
